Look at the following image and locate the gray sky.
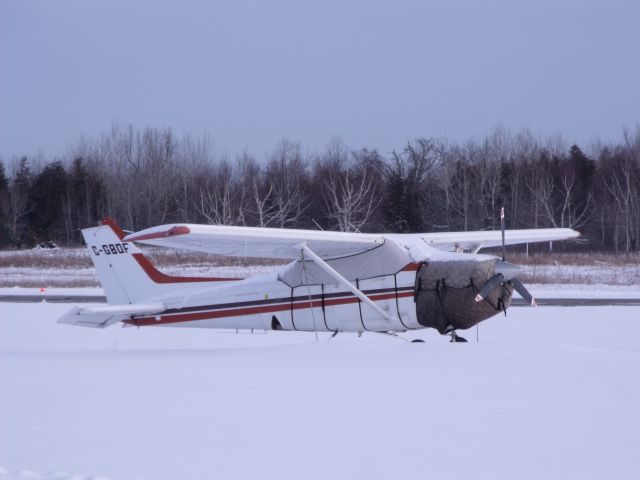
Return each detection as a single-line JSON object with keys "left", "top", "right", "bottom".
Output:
{"left": 1, "top": 0, "right": 639, "bottom": 160}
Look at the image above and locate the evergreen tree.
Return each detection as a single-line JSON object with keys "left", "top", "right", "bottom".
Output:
{"left": 68, "top": 156, "right": 106, "bottom": 241}
{"left": 0, "top": 162, "right": 11, "bottom": 245}
{"left": 9, "top": 156, "right": 33, "bottom": 247}
{"left": 383, "top": 140, "right": 436, "bottom": 232}
{"left": 29, "top": 162, "right": 69, "bottom": 243}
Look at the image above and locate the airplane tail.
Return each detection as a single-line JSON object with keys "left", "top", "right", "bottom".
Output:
{"left": 83, "top": 218, "right": 235, "bottom": 304}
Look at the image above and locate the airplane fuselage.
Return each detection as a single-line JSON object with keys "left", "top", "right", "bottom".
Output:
{"left": 126, "top": 262, "right": 422, "bottom": 332}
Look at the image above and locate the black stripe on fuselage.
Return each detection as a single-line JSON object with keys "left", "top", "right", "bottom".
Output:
{"left": 160, "top": 285, "right": 414, "bottom": 316}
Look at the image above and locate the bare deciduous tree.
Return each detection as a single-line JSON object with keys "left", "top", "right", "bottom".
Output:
{"left": 322, "top": 168, "right": 380, "bottom": 232}
{"left": 198, "top": 160, "right": 248, "bottom": 226}
{"left": 263, "top": 139, "right": 308, "bottom": 228}
{"left": 4, "top": 123, "right": 640, "bottom": 254}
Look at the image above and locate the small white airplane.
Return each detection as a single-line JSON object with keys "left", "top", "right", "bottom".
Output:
{"left": 58, "top": 213, "right": 579, "bottom": 341}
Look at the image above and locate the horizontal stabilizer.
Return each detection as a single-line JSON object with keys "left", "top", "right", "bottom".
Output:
{"left": 57, "top": 303, "right": 165, "bottom": 328}
{"left": 77, "top": 303, "right": 165, "bottom": 316}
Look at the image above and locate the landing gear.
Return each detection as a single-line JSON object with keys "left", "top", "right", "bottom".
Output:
{"left": 411, "top": 339, "right": 425, "bottom": 343}
{"left": 449, "top": 332, "right": 468, "bottom": 343}
{"left": 271, "top": 316, "right": 283, "bottom": 331}
{"left": 444, "top": 324, "right": 468, "bottom": 343}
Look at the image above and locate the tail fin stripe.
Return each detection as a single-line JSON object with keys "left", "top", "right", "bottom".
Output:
{"left": 101, "top": 218, "right": 241, "bottom": 284}
{"left": 132, "top": 253, "right": 238, "bottom": 283}
{"left": 102, "top": 218, "right": 126, "bottom": 240}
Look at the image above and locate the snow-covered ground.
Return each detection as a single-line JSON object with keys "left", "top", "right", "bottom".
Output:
{"left": 0, "top": 265, "right": 274, "bottom": 288}
{"left": 2, "top": 253, "right": 639, "bottom": 300}
{"left": 1, "top": 301, "right": 639, "bottom": 479}
{"left": 520, "top": 263, "right": 640, "bottom": 285}
{"left": 2, "top": 247, "right": 639, "bottom": 289}
{"left": 0, "top": 287, "right": 106, "bottom": 297}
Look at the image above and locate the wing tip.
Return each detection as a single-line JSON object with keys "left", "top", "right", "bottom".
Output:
{"left": 125, "top": 225, "right": 191, "bottom": 242}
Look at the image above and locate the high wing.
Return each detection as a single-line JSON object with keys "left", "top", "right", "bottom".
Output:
{"left": 125, "top": 224, "right": 384, "bottom": 260}
{"left": 398, "top": 228, "right": 580, "bottom": 253}
{"left": 125, "top": 224, "right": 579, "bottom": 258}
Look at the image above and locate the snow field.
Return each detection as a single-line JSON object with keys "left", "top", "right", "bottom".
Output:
{"left": 0, "top": 266, "right": 274, "bottom": 289}
{"left": 1, "top": 302, "right": 639, "bottom": 479}
{"left": 520, "top": 263, "right": 640, "bottom": 285}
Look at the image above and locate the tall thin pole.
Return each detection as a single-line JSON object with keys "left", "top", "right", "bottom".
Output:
{"left": 500, "top": 206, "right": 506, "bottom": 261}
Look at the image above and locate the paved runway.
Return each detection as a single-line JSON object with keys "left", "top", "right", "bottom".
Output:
{"left": 512, "top": 298, "right": 640, "bottom": 307}
{"left": 0, "top": 295, "right": 106, "bottom": 303}
{"left": 2, "top": 294, "right": 640, "bottom": 307}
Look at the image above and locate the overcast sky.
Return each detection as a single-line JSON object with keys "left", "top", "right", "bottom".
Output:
{"left": 1, "top": 0, "right": 639, "bottom": 160}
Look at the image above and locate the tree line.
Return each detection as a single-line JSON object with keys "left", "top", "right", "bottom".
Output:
{"left": 1, "top": 124, "right": 639, "bottom": 254}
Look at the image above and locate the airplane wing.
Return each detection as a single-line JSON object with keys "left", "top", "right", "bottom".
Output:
{"left": 125, "top": 224, "right": 384, "bottom": 260}
{"left": 125, "top": 223, "right": 579, "bottom": 258}
{"left": 402, "top": 228, "right": 580, "bottom": 252}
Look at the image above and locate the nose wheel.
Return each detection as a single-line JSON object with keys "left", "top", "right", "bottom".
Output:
{"left": 444, "top": 325, "right": 468, "bottom": 343}
{"left": 449, "top": 331, "right": 468, "bottom": 343}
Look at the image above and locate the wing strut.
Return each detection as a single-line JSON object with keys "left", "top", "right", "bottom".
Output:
{"left": 295, "top": 242, "right": 395, "bottom": 324}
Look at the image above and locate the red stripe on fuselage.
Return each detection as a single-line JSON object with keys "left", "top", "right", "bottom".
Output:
{"left": 400, "top": 263, "right": 420, "bottom": 272}
{"left": 127, "top": 291, "right": 415, "bottom": 327}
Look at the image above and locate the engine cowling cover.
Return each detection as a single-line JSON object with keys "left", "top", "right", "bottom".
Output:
{"left": 414, "top": 259, "right": 513, "bottom": 333}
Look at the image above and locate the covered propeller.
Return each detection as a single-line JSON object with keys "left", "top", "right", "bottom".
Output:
{"left": 474, "top": 207, "right": 537, "bottom": 307}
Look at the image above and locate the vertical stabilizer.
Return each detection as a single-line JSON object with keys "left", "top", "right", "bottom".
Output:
{"left": 82, "top": 223, "right": 137, "bottom": 304}
{"left": 83, "top": 219, "right": 235, "bottom": 304}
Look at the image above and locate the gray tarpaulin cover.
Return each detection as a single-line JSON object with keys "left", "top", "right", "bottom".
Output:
{"left": 415, "top": 259, "right": 513, "bottom": 332}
